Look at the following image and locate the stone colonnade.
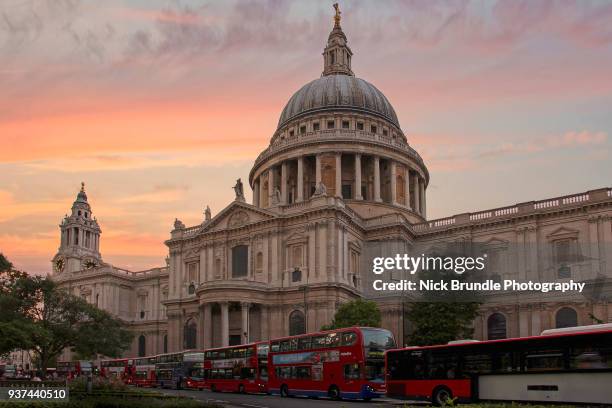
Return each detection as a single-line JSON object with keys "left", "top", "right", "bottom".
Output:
{"left": 253, "top": 153, "right": 426, "bottom": 217}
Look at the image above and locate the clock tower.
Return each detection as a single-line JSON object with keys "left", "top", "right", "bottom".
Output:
{"left": 52, "top": 183, "right": 102, "bottom": 274}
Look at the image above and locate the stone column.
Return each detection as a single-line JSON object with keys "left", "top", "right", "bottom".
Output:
{"left": 297, "top": 157, "right": 304, "bottom": 202}
{"left": 220, "top": 301, "right": 229, "bottom": 347}
{"left": 203, "top": 303, "right": 212, "bottom": 349}
{"left": 373, "top": 156, "right": 382, "bottom": 202}
{"left": 335, "top": 153, "right": 342, "bottom": 197}
{"left": 281, "top": 162, "right": 288, "bottom": 205}
{"left": 419, "top": 177, "right": 425, "bottom": 216}
{"left": 259, "top": 174, "right": 266, "bottom": 208}
{"left": 405, "top": 169, "right": 411, "bottom": 209}
{"left": 241, "top": 302, "right": 250, "bottom": 344}
{"left": 260, "top": 305, "right": 269, "bottom": 341}
{"left": 268, "top": 167, "right": 275, "bottom": 205}
{"left": 355, "top": 154, "right": 363, "bottom": 200}
{"left": 253, "top": 179, "right": 260, "bottom": 207}
{"left": 413, "top": 174, "right": 420, "bottom": 214}
{"left": 315, "top": 155, "right": 322, "bottom": 184}
{"left": 390, "top": 161, "right": 397, "bottom": 205}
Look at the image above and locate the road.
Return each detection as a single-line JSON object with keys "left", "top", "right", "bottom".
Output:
{"left": 158, "top": 388, "right": 424, "bottom": 408}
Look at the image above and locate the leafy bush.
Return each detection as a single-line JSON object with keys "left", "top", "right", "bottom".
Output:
{"left": 69, "top": 377, "right": 128, "bottom": 392}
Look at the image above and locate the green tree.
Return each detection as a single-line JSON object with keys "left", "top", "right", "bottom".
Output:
{"left": 0, "top": 254, "right": 133, "bottom": 376}
{"left": 322, "top": 298, "right": 382, "bottom": 330}
{"left": 407, "top": 255, "right": 482, "bottom": 346}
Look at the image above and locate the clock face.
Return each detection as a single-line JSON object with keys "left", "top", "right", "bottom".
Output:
{"left": 83, "top": 259, "right": 97, "bottom": 269}
{"left": 54, "top": 257, "right": 65, "bottom": 273}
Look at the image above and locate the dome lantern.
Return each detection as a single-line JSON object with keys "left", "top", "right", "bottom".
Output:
{"left": 322, "top": 3, "right": 353, "bottom": 77}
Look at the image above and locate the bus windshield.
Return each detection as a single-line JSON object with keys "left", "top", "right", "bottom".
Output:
{"left": 362, "top": 328, "right": 396, "bottom": 350}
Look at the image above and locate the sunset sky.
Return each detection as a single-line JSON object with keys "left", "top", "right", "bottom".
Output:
{"left": 1, "top": 0, "right": 611, "bottom": 274}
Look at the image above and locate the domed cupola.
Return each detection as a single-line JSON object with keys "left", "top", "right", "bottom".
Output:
{"left": 249, "top": 3, "right": 429, "bottom": 223}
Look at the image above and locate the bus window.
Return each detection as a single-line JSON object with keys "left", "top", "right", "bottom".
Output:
{"left": 342, "top": 331, "right": 357, "bottom": 346}
{"left": 280, "top": 340, "right": 291, "bottom": 352}
{"left": 289, "top": 338, "right": 299, "bottom": 351}
{"left": 271, "top": 342, "right": 280, "bottom": 353}
{"left": 296, "top": 366, "right": 311, "bottom": 380}
{"left": 241, "top": 367, "right": 255, "bottom": 379}
{"left": 463, "top": 352, "right": 492, "bottom": 375}
{"left": 344, "top": 363, "right": 361, "bottom": 380}
{"left": 524, "top": 349, "right": 565, "bottom": 372}
{"left": 571, "top": 348, "right": 608, "bottom": 369}
{"left": 259, "top": 366, "right": 268, "bottom": 381}
{"left": 427, "top": 352, "right": 458, "bottom": 379}
{"left": 493, "top": 352, "right": 517, "bottom": 373}
{"left": 257, "top": 343, "right": 269, "bottom": 357}
{"left": 312, "top": 335, "right": 326, "bottom": 349}
{"left": 327, "top": 332, "right": 341, "bottom": 347}
{"left": 361, "top": 328, "right": 396, "bottom": 349}
{"left": 298, "top": 336, "right": 312, "bottom": 350}
{"left": 365, "top": 360, "right": 384, "bottom": 381}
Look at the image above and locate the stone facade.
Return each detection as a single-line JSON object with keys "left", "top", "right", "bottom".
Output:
{"left": 52, "top": 10, "right": 612, "bottom": 357}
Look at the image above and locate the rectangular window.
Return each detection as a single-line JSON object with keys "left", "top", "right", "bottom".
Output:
{"left": 289, "top": 130, "right": 294, "bottom": 137}
{"left": 342, "top": 184, "right": 352, "bottom": 199}
{"left": 357, "top": 122, "right": 364, "bottom": 130}
{"left": 232, "top": 245, "right": 248, "bottom": 278}
{"left": 187, "top": 262, "right": 199, "bottom": 283}
{"left": 327, "top": 120, "right": 335, "bottom": 129}
{"left": 300, "top": 125, "right": 306, "bottom": 134}
{"left": 342, "top": 120, "right": 350, "bottom": 129}
{"left": 371, "top": 125, "right": 377, "bottom": 134}
{"left": 383, "top": 129, "right": 388, "bottom": 136}
{"left": 554, "top": 240, "right": 572, "bottom": 264}
{"left": 313, "top": 122, "right": 320, "bottom": 131}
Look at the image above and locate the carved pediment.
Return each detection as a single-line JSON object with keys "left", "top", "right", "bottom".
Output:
{"left": 546, "top": 226, "right": 579, "bottom": 240}
{"left": 202, "top": 201, "right": 276, "bottom": 233}
{"left": 481, "top": 237, "right": 510, "bottom": 249}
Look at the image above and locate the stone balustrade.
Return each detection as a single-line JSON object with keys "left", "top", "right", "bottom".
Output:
{"left": 412, "top": 188, "right": 611, "bottom": 233}
{"left": 254, "top": 129, "right": 425, "bottom": 167}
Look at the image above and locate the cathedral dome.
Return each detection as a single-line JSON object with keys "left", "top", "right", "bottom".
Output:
{"left": 277, "top": 75, "right": 400, "bottom": 130}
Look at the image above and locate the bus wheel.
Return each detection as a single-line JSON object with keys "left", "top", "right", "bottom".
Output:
{"left": 328, "top": 385, "right": 341, "bottom": 400}
{"left": 238, "top": 384, "right": 245, "bottom": 394}
{"left": 211, "top": 385, "right": 217, "bottom": 393}
{"left": 432, "top": 386, "right": 452, "bottom": 407}
{"left": 280, "top": 385, "right": 289, "bottom": 397}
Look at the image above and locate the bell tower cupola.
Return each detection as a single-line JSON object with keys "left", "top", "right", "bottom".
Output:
{"left": 322, "top": 3, "right": 354, "bottom": 77}
{"left": 52, "top": 182, "right": 102, "bottom": 274}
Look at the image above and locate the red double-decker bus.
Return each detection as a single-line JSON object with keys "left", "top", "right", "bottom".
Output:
{"left": 57, "top": 360, "right": 93, "bottom": 379}
{"left": 203, "top": 342, "right": 269, "bottom": 394}
{"left": 268, "top": 327, "right": 396, "bottom": 400}
{"left": 183, "top": 351, "right": 206, "bottom": 390}
{"left": 132, "top": 356, "right": 157, "bottom": 387}
{"left": 386, "top": 324, "right": 612, "bottom": 406}
{"left": 100, "top": 358, "right": 132, "bottom": 382}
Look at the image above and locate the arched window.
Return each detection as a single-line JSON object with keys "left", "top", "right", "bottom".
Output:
{"left": 556, "top": 307, "right": 578, "bottom": 328}
{"left": 487, "top": 313, "right": 507, "bottom": 340}
{"left": 289, "top": 310, "right": 305, "bottom": 336}
{"left": 138, "top": 335, "right": 146, "bottom": 357}
{"left": 184, "top": 319, "right": 197, "bottom": 349}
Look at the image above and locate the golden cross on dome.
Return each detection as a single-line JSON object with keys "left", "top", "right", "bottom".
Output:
{"left": 81, "top": 182, "right": 85, "bottom": 192}
{"left": 333, "top": 3, "right": 341, "bottom": 27}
